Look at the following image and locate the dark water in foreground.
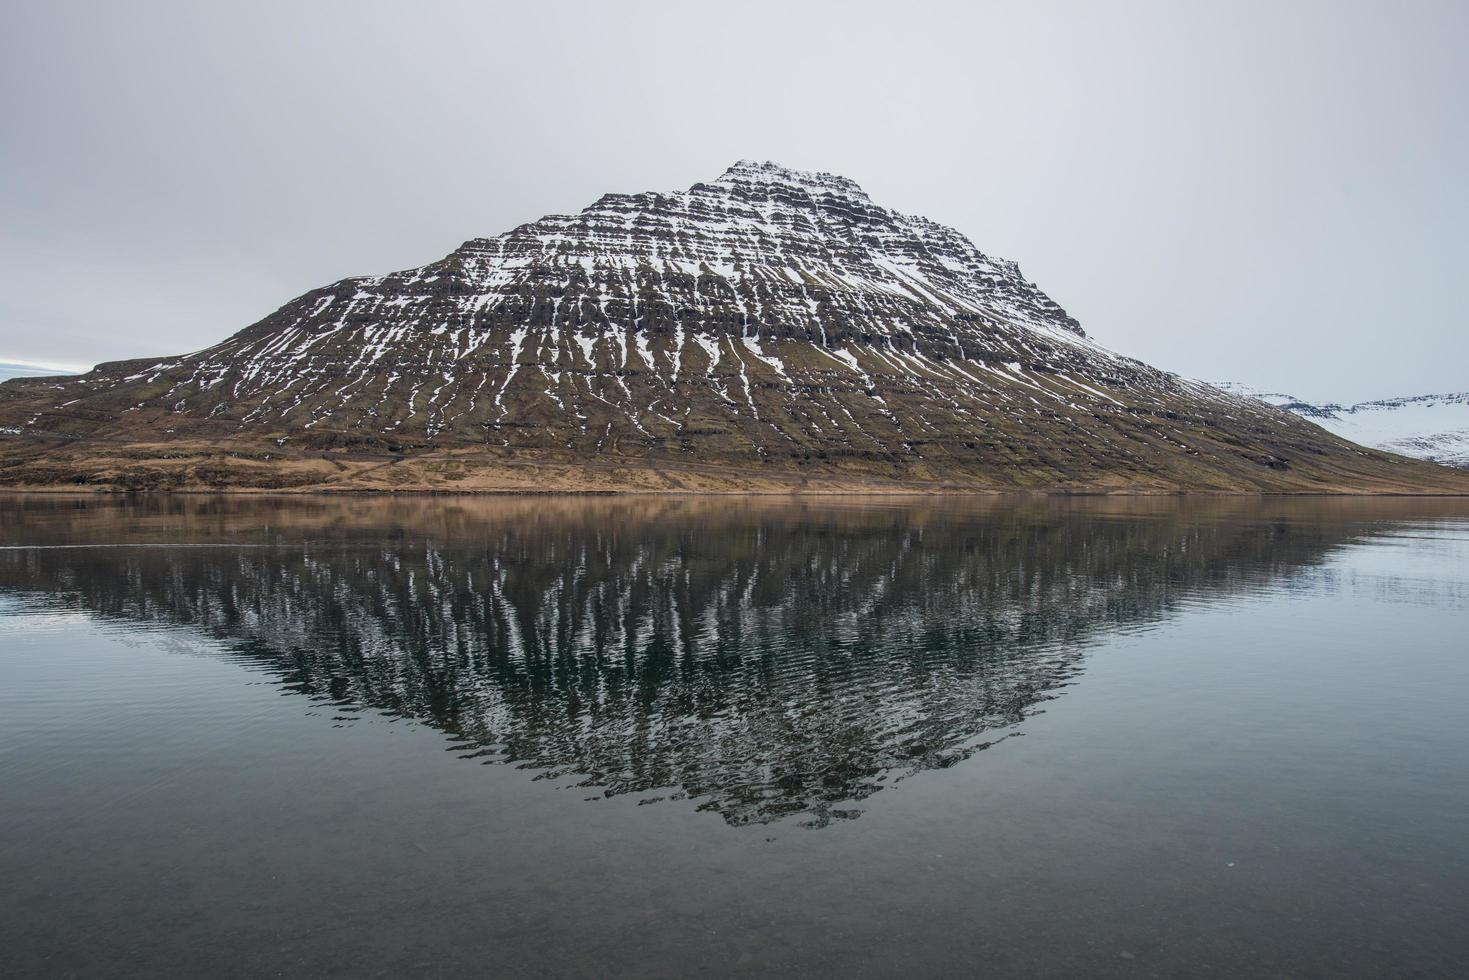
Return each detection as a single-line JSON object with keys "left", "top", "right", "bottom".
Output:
{"left": 1, "top": 495, "right": 1467, "bottom": 978}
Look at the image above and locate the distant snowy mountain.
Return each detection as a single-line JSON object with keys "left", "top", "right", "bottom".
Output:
{"left": 1216, "top": 383, "right": 1469, "bottom": 469}
{"left": 0, "top": 362, "right": 68, "bottom": 383}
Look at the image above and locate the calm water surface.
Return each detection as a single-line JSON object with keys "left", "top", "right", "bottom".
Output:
{"left": 2, "top": 494, "right": 1467, "bottom": 978}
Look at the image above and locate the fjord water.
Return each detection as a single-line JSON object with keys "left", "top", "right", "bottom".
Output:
{"left": 2, "top": 495, "right": 1467, "bottom": 977}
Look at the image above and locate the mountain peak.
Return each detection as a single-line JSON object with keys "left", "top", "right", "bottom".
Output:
{"left": 713, "top": 159, "right": 871, "bottom": 201}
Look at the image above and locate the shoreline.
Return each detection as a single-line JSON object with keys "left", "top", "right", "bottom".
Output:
{"left": 3, "top": 486, "right": 1468, "bottom": 499}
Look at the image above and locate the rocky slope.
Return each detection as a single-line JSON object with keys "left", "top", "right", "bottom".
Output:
{"left": 1216, "top": 384, "right": 1469, "bottom": 470}
{"left": 3, "top": 160, "right": 1467, "bottom": 493}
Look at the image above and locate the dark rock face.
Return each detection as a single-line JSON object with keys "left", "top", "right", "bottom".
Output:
{"left": 2, "top": 160, "right": 1466, "bottom": 492}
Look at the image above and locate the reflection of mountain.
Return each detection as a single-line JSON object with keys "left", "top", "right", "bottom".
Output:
{"left": 0, "top": 496, "right": 1435, "bottom": 826}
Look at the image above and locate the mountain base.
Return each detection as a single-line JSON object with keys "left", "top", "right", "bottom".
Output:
{"left": 4, "top": 438, "right": 1468, "bottom": 495}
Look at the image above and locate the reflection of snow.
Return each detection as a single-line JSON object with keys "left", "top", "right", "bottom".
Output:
{"left": 0, "top": 497, "right": 1381, "bottom": 827}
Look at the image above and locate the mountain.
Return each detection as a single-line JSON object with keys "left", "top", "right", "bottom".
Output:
{"left": 2, "top": 160, "right": 1467, "bottom": 493}
{"left": 1216, "top": 384, "right": 1469, "bottom": 470}
{"left": 0, "top": 362, "right": 69, "bottom": 383}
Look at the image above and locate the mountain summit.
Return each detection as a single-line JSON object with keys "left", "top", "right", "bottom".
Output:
{"left": 3, "top": 162, "right": 1466, "bottom": 493}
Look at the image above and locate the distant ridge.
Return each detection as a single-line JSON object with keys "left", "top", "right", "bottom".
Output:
{"left": 0, "top": 362, "right": 70, "bottom": 383}
{"left": 1216, "top": 383, "right": 1469, "bottom": 470}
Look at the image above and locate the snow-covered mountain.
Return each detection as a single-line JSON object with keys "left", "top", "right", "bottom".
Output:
{"left": 1215, "top": 384, "right": 1469, "bottom": 469}
{"left": 0, "top": 362, "right": 67, "bottom": 383}
{"left": 3, "top": 161, "right": 1467, "bottom": 493}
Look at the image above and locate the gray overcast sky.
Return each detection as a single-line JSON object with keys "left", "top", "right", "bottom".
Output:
{"left": 1, "top": 1, "right": 1463, "bottom": 403}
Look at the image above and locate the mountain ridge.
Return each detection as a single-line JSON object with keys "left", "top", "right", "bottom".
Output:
{"left": 3, "top": 161, "right": 1467, "bottom": 494}
{"left": 1215, "top": 383, "right": 1469, "bottom": 470}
